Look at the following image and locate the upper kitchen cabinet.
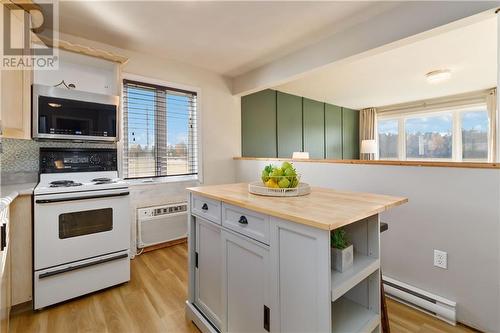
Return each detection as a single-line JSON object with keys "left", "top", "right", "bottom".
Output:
{"left": 241, "top": 90, "right": 277, "bottom": 158}
{"left": 0, "top": 8, "right": 32, "bottom": 140}
{"left": 342, "top": 107, "right": 360, "bottom": 159}
{"left": 303, "top": 98, "right": 325, "bottom": 159}
{"left": 277, "top": 91, "right": 302, "bottom": 158}
{"left": 34, "top": 49, "right": 120, "bottom": 96}
{"left": 325, "top": 104, "right": 342, "bottom": 159}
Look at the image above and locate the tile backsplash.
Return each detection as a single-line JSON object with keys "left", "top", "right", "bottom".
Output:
{"left": 0, "top": 138, "right": 116, "bottom": 173}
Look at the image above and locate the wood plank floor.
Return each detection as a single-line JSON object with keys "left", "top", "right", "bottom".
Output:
{"left": 10, "top": 243, "right": 476, "bottom": 333}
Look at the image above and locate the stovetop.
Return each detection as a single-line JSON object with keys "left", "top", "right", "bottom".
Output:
{"left": 35, "top": 171, "right": 128, "bottom": 195}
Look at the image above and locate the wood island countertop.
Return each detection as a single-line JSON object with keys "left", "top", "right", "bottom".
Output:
{"left": 187, "top": 183, "right": 407, "bottom": 230}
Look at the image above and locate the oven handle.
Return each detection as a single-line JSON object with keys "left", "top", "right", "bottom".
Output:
{"left": 38, "top": 253, "right": 129, "bottom": 279}
{"left": 35, "top": 191, "right": 130, "bottom": 204}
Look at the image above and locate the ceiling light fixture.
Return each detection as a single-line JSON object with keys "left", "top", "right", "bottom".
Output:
{"left": 425, "top": 69, "right": 452, "bottom": 83}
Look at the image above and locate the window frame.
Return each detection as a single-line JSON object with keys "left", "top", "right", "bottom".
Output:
{"left": 378, "top": 103, "right": 488, "bottom": 162}
{"left": 120, "top": 73, "right": 202, "bottom": 183}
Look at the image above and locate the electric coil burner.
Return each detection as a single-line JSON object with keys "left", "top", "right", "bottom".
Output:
{"left": 91, "top": 177, "right": 116, "bottom": 185}
{"left": 49, "top": 180, "right": 82, "bottom": 188}
{"left": 33, "top": 148, "right": 130, "bottom": 310}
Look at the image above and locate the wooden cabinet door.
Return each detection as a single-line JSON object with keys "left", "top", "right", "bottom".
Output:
{"left": 325, "top": 104, "right": 342, "bottom": 159}
{"left": 277, "top": 91, "right": 302, "bottom": 158}
{"left": 221, "top": 230, "right": 270, "bottom": 333}
{"left": 194, "top": 218, "right": 222, "bottom": 330}
{"left": 303, "top": 98, "right": 325, "bottom": 159}
{"left": 342, "top": 107, "right": 360, "bottom": 159}
{"left": 0, "top": 9, "right": 32, "bottom": 139}
{"left": 0, "top": 237, "right": 11, "bottom": 333}
{"left": 241, "top": 89, "right": 277, "bottom": 158}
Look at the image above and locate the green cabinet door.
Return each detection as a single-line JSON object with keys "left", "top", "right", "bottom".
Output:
{"left": 342, "top": 107, "right": 360, "bottom": 159}
{"left": 325, "top": 104, "right": 342, "bottom": 159}
{"left": 303, "top": 98, "right": 325, "bottom": 159}
{"left": 277, "top": 91, "right": 302, "bottom": 158}
{"left": 241, "top": 90, "right": 277, "bottom": 157}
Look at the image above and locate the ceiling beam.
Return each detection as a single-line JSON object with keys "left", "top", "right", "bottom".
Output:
{"left": 232, "top": 1, "right": 498, "bottom": 96}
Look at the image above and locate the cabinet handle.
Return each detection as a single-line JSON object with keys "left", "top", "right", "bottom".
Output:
{"left": 264, "top": 305, "right": 270, "bottom": 332}
{"left": 238, "top": 216, "right": 248, "bottom": 225}
{"left": 201, "top": 203, "right": 208, "bottom": 211}
{"left": 1, "top": 224, "right": 6, "bottom": 251}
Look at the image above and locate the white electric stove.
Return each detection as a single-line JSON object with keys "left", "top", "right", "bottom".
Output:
{"left": 33, "top": 148, "right": 130, "bottom": 309}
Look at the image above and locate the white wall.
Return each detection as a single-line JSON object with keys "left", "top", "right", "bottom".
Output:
{"left": 236, "top": 159, "right": 500, "bottom": 332}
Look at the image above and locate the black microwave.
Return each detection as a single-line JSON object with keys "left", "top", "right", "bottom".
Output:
{"left": 32, "top": 84, "right": 119, "bottom": 142}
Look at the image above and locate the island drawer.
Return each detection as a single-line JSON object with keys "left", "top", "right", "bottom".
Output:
{"left": 191, "top": 195, "right": 221, "bottom": 225}
{"left": 222, "top": 203, "right": 270, "bottom": 244}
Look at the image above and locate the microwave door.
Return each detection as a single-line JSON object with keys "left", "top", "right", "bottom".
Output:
{"left": 54, "top": 116, "right": 93, "bottom": 136}
{"left": 33, "top": 85, "right": 118, "bottom": 141}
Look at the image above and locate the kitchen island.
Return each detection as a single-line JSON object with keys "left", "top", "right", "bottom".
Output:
{"left": 186, "top": 183, "right": 407, "bottom": 333}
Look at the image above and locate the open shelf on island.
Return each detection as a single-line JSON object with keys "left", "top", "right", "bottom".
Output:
{"left": 331, "top": 253, "right": 379, "bottom": 301}
{"left": 332, "top": 297, "right": 379, "bottom": 333}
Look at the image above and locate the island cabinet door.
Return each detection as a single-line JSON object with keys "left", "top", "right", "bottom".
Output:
{"left": 269, "top": 217, "right": 331, "bottom": 333}
{"left": 221, "top": 230, "right": 270, "bottom": 333}
{"left": 194, "top": 218, "right": 223, "bottom": 330}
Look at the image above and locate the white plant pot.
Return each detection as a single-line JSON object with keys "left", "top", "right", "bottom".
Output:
{"left": 331, "top": 244, "right": 353, "bottom": 273}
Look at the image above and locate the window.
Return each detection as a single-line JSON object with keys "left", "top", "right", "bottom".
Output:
{"left": 405, "top": 113, "right": 452, "bottom": 159}
{"left": 123, "top": 79, "right": 198, "bottom": 179}
{"left": 461, "top": 108, "right": 488, "bottom": 160}
{"left": 377, "top": 119, "right": 399, "bottom": 159}
{"left": 378, "top": 104, "right": 489, "bottom": 162}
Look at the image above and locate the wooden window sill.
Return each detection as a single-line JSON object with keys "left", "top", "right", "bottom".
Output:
{"left": 233, "top": 157, "right": 500, "bottom": 169}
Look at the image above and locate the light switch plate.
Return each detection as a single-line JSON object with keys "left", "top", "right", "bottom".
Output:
{"left": 434, "top": 250, "right": 447, "bottom": 269}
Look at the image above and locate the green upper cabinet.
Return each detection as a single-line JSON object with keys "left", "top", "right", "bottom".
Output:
{"left": 325, "top": 104, "right": 342, "bottom": 159}
{"left": 277, "top": 91, "right": 302, "bottom": 158}
{"left": 342, "top": 107, "right": 360, "bottom": 159}
{"left": 241, "top": 89, "right": 277, "bottom": 158}
{"left": 303, "top": 98, "right": 325, "bottom": 159}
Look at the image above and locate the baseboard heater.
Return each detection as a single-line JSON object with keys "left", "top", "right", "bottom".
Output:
{"left": 382, "top": 275, "right": 457, "bottom": 325}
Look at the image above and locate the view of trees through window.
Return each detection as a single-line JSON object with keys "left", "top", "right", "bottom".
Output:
{"left": 405, "top": 114, "right": 452, "bottom": 159}
{"left": 378, "top": 119, "right": 398, "bottom": 159}
{"left": 378, "top": 105, "right": 489, "bottom": 162}
{"left": 123, "top": 81, "right": 197, "bottom": 179}
{"left": 461, "top": 110, "right": 488, "bottom": 160}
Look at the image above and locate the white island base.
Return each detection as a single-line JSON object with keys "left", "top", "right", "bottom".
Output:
{"left": 185, "top": 183, "right": 407, "bottom": 333}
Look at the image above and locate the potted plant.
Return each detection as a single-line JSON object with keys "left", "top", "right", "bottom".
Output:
{"left": 331, "top": 229, "right": 353, "bottom": 272}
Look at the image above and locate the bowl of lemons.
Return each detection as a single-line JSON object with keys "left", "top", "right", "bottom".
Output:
{"left": 248, "top": 162, "right": 311, "bottom": 197}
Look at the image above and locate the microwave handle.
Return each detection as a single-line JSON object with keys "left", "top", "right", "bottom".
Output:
{"left": 35, "top": 191, "right": 129, "bottom": 204}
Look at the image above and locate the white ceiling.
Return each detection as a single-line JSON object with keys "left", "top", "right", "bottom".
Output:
{"left": 57, "top": 1, "right": 389, "bottom": 77}
{"left": 274, "top": 17, "right": 497, "bottom": 109}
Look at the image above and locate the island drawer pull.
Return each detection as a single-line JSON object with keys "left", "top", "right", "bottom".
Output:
{"left": 201, "top": 203, "right": 208, "bottom": 211}
{"left": 238, "top": 216, "right": 248, "bottom": 225}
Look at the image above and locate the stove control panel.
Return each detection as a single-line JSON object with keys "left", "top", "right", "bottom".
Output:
{"left": 40, "top": 148, "right": 117, "bottom": 173}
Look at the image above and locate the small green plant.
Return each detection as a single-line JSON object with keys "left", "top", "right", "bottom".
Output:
{"left": 331, "top": 229, "right": 349, "bottom": 250}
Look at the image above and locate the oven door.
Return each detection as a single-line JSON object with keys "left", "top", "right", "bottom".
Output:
{"left": 34, "top": 188, "right": 130, "bottom": 270}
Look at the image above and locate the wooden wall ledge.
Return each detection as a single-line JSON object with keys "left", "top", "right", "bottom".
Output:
{"left": 234, "top": 157, "right": 500, "bottom": 169}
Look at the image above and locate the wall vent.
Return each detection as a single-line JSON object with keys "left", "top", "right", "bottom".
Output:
{"left": 137, "top": 202, "right": 187, "bottom": 249}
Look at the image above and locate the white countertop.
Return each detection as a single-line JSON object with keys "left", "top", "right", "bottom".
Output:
{"left": 0, "top": 182, "right": 37, "bottom": 211}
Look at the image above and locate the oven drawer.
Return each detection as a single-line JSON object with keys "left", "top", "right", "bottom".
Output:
{"left": 34, "top": 250, "right": 130, "bottom": 309}
{"left": 222, "top": 203, "right": 270, "bottom": 245}
{"left": 191, "top": 195, "right": 221, "bottom": 225}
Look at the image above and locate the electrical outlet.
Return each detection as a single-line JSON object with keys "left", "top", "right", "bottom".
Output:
{"left": 434, "top": 250, "right": 447, "bottom": 269}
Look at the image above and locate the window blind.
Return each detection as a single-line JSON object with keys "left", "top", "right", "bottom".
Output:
{"left": 122, "top": 79, "right": 198, "bottom": 179}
